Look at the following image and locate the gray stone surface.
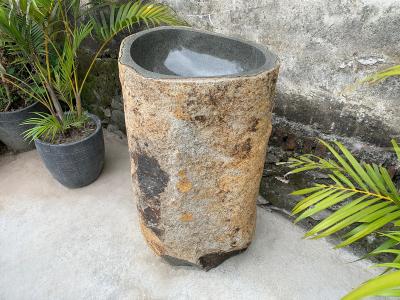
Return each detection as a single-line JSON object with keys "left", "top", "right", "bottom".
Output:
{"left": 162, "top": 0, "right": 400, "bottom": 146}
{"left": 122, "top": 26, "right": 278, "bottom": 78}
{"left": 0, "top": 132, "right": 381, "bottom": 299}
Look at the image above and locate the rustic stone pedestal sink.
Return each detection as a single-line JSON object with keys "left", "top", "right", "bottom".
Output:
{"left": 119, "top": 26, "right": 279, "bottom": 270}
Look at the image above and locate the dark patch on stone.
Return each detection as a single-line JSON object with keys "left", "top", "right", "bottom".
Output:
{"left": 133, "top": 152, "right": 169, "bottom": 238}
{"left": 232, "top": 138, "right": 252, "bottom": 158}
{"left": 199, "top": 248, "right": 248, "bottom": 271}
{"left": 138, "top": 206, "right": 163, "bottom": 237}
{"left": 194, "top": 115, "right": 207, "bottom": 123}
{"left": 283, "top": 134, "right": 297, "bottom": 151}
{"left": 142, "top": 206, "right": 160, "bottom": 225}
{"left": 249, "top": 118, "right": 260, "bottom": 132}
{"left": 208, "top": 93, "right": 218, "bottom": 106}
{"left": 136, "top": 153, "right": 169, "bottom": 199}
{"left": 162, "top": 255, "right": 198, "bottom": 267}
{"left": 207, "top": 86, "right": 228, "bottom": 107}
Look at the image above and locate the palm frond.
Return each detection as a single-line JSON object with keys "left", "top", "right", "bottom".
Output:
{"left": 392, "top": 139, "right": 400, "bottom": 161}
{"left": 285, "top": 140, "right": 400, "bottom": 247}
{"left": 0, "top": 4, "right": 45, "bottom": 60}
{"left": 22, "top": 112, "right": 63, "bottom": 142}
{"left": 92, "top": 1, "right": 186, "bottom": 42}
{"left": 285, "top": 140, "right": 400, "bottom": 299}
{"left": 72, "top": 20, "right": 94, "bottom": 52}
{"left": 361, "top": 65, "right": 400, "bottom": 84}
{"left": 22, "top": 111, "right": 89, "bottom": 142}
{"left": 342, "top": 271, "right": 400, "bottom": 300}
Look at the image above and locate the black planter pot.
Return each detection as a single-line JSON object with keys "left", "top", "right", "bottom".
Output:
{"left": 0, "top": 102, "right": 43, "bottom": 152}
{"left": 34, "top": 113, "right": 105, "bottom": 188}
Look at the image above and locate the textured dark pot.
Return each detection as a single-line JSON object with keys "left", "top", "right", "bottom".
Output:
{"left": 0, "top": 101, "right": 44, "bottom": 152}
{"left": 34, "top": 113, "right": 105, "bottom": 188}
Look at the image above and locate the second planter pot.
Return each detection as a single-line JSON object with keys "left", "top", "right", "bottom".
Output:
{"left": 0, "top": 101, "right": 44, "bottom": 152}
{"left": 35, "top": 114, "right": 105, "bottom": 189}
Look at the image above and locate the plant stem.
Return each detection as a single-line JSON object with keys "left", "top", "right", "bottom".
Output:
{"left": 323, "top": 184, "right": 399, "bottom": 205}
{"left": 78, "top": 36, "right": 113, "bottom": 96}
{"left": 43, "top": 30, "right": 64, "bottom": 122}
{"left": 44, "top": 33, "right": 52, "bottom": 84}
{"left": 76, "top": 92, "right": 82, "bottom": 116}
{"left": 76, "top": 36, "right": 113, "bottom": 118}
{"left": 45, "top": 82, "right": 64, "bottom": 122}
{"left": 1, "top": 74, "right": 12, "bottom": 111}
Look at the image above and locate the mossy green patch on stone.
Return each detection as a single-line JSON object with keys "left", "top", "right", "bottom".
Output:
{"left": 78, "top": 51, "right": 120, "bottom": 110}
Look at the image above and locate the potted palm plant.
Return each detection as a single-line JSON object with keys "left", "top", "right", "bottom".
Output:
{"left": 0, "top": 45, "right": 44, "bottom": 152}
{"left": 0, "top": 0, "right": 184, "bottom": 188}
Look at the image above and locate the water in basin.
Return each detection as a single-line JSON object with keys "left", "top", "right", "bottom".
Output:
{"left": 128, "top": 28, "right": 276, "bottom": 78}
{"left": 163, "top": 47, "right": 245, "bottom": 77}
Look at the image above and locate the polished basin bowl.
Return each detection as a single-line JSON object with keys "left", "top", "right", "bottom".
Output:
{"left": 127, "top": 27, "right": 275, "bottom": 78}
{"left": 119, "top": 26, "right": 279, "bottom": 270}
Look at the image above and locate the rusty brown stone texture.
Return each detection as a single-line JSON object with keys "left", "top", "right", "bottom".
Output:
{"left": 119, "top": 34, "right": 279, "bottom": 270}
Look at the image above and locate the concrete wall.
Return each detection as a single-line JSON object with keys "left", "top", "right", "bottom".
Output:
{"left": 163, "top": 0, "right": 400, "bottom": 147}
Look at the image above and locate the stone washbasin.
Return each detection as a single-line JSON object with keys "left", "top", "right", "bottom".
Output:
{"left": 119, "top": 26, "right": 279, "bottom": 270}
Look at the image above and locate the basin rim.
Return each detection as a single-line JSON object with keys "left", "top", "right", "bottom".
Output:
{"left": 119, "top": 26, "right": 280, "bottom": 80}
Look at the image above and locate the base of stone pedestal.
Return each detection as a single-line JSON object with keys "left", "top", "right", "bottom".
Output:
{"left": 162, "top": 247, "right": 249, "bottom": 271}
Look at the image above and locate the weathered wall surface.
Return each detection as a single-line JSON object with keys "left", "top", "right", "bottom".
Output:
{"left": 163, "top": 0, "right": 400, "bottom": 147}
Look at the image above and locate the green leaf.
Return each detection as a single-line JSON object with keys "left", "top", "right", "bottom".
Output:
{"left": 291, "top": 186, "right": 324, "bottom": 196}
{"left": 380, "top": 166, "right": 400, "bottom": 202}
{"left": 371, "top": 249, "right": 400, "bottom": 256}
{"left": 332, "top": 170, "right": 355, "bottom": 189}
{"left": 304, "top": 195, "right": 374, "bottom": 238}
{"left": 319, "top": 140, "right": 368, "bottom": 191}
{"left": 358, "top": 206, "right": 399, "bottom": 223}
{"left": 328, "top": 174, "right": 344, "bottom": 187}
{"left": 371, "top": 262, "right": 400, "bottom": 269}
{"left": 92, "top": 1, "right": 185, "bottom": 42}
{"left": 335, "top": 142, "right": 380, "bottom": 195}
{"left": 373, "top": 288, "right": 400, "bottom": 297}
{"left": 317, "top": 202, "right": 391, "bottom": 239}
{"left": 361, "top": 65, "right": 400, "bottom": 84}
{"left": 296, "top": 191, "right": 356, "bottom": 222}
{"left": 285, "top": 165, "right": 319, "bottom": 175}
{"left": 337, "top": 210, "right": 400, "bottom": 248}
{"left": 364, "top": 163, "right": 390, "bottom": 197}
{"left": 342, "top": 271, "right": 400, "bottom": 300}
{"left": 292, "top": 188, "right": 337, "bottom": 215}
{"left": 392, "top": 139, "right": 400, "bottom": 161}
{"left": 373, "top": 238, "right": 400, "bottom": 253}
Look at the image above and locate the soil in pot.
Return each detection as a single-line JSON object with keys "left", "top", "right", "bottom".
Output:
{"left": 42, "top": 119, "right": 97, "bottom": 145}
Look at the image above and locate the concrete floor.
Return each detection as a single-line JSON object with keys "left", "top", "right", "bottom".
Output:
{"left": 0, "top": 133, "right": 380, "bottom": 300}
